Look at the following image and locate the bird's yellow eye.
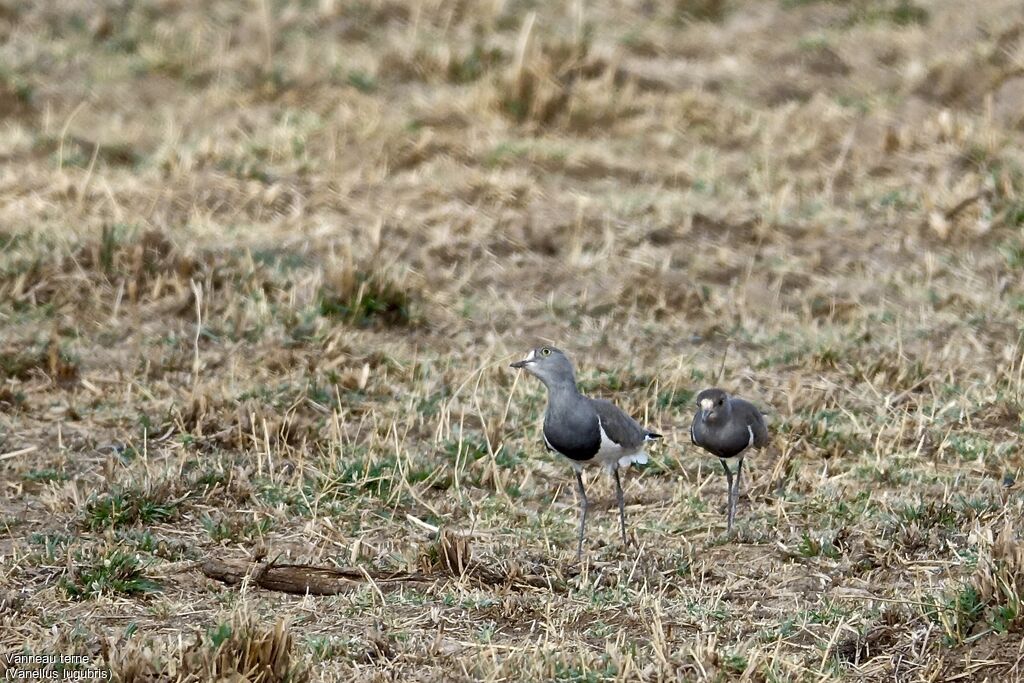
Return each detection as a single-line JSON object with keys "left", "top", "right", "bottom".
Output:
{"left": 541, "top": 347, "right": 551, "bottom": 356}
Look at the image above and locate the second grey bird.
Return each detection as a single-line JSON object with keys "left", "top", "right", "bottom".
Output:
{"left": 510, "top": 346, "right": 661, "bottom": 560}
{"left": 690, "top": 388, "right": 768, "bottom": 533}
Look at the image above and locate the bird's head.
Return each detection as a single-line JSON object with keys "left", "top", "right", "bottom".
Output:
{"left": 509, "top": 345, "right": 575, "bottom": 388}
{"left": 696, "top": 387, "right": 731, "bottom": 424}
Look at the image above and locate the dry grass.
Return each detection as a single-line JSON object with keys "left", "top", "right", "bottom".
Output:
{"left": 2, "top": 0, "right": 1024, "bottom": 680}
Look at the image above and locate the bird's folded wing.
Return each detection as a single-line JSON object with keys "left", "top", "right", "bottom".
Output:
{"left": 733, "top": 398, "right": 769, "bottom": 448}
{"left": 587, "top": 398, "right": 645, "bottom": 449}
{"left": 750, "top": 413, "right": 769, "bottom": 447}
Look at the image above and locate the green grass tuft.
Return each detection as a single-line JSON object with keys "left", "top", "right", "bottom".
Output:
{"left": 60, "top": 549, "right": 160, "bottom": 600}
{"left": 82, "top": 487, "right": 182, "bottom": 531}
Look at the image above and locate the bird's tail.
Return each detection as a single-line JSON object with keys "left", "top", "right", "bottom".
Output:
{"left": 644, "top": 431, "right": 663, "bottom": 441}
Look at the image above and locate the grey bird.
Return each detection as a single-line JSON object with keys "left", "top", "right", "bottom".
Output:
{"left": 689, "top": 388, "right": 768, "bottom": 533}
{"left": 510, "top": 346, "right": 662, "bottom": 560}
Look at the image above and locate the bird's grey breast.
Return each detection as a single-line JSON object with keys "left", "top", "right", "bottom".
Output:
{"left": 543, "top": 396, "right": 601, "bottom": 461}
{"left": 691, "top": 413, "right": 753, "bottom": 459}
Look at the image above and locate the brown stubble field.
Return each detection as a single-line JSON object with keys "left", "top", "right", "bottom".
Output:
{"left": 2, "top": 0, "right": 1024, "bottom": 680}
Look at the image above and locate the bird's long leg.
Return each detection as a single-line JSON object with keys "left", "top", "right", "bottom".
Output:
{"left": 613, "top": 467, "right": 628, "bottom": 548}
{"left": 731, "top": 458, "right": 744, "bottom": 532}
{"left": 736, "top": 456, "right": 744, "bottom": 503}
{"left": 721, "top": 459, "right": 734, "bottom": 533}
{"left": 574, "top": 469, "right": 589, "bottom": 561}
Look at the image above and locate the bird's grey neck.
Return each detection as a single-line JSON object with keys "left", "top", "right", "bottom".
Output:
{"left": 543, "top": 378, "right": 580, "bottom": 398}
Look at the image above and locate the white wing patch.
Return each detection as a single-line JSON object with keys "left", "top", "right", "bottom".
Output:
{"left": 621, "top": 452, "right": 648, "bottom": 469}
{"left": 746, "top": 425, "right": 754, "bottom": 449}
{"left": 597, "top": 417, "right": 617, "bottom": 451}
{"left": 596, "top": 417, "right": 647, "bottom": 472}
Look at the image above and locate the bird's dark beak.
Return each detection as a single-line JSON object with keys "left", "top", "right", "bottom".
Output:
{"left": 701, "top": 409, "right": 710, "bottom": 421}
{"left": 510, "top": 350, "right": 537, "bottom": 369}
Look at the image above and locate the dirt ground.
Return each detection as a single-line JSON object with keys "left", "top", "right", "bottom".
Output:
{"left": 2, "top": 0, "right": 1024, "bottom": 680}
